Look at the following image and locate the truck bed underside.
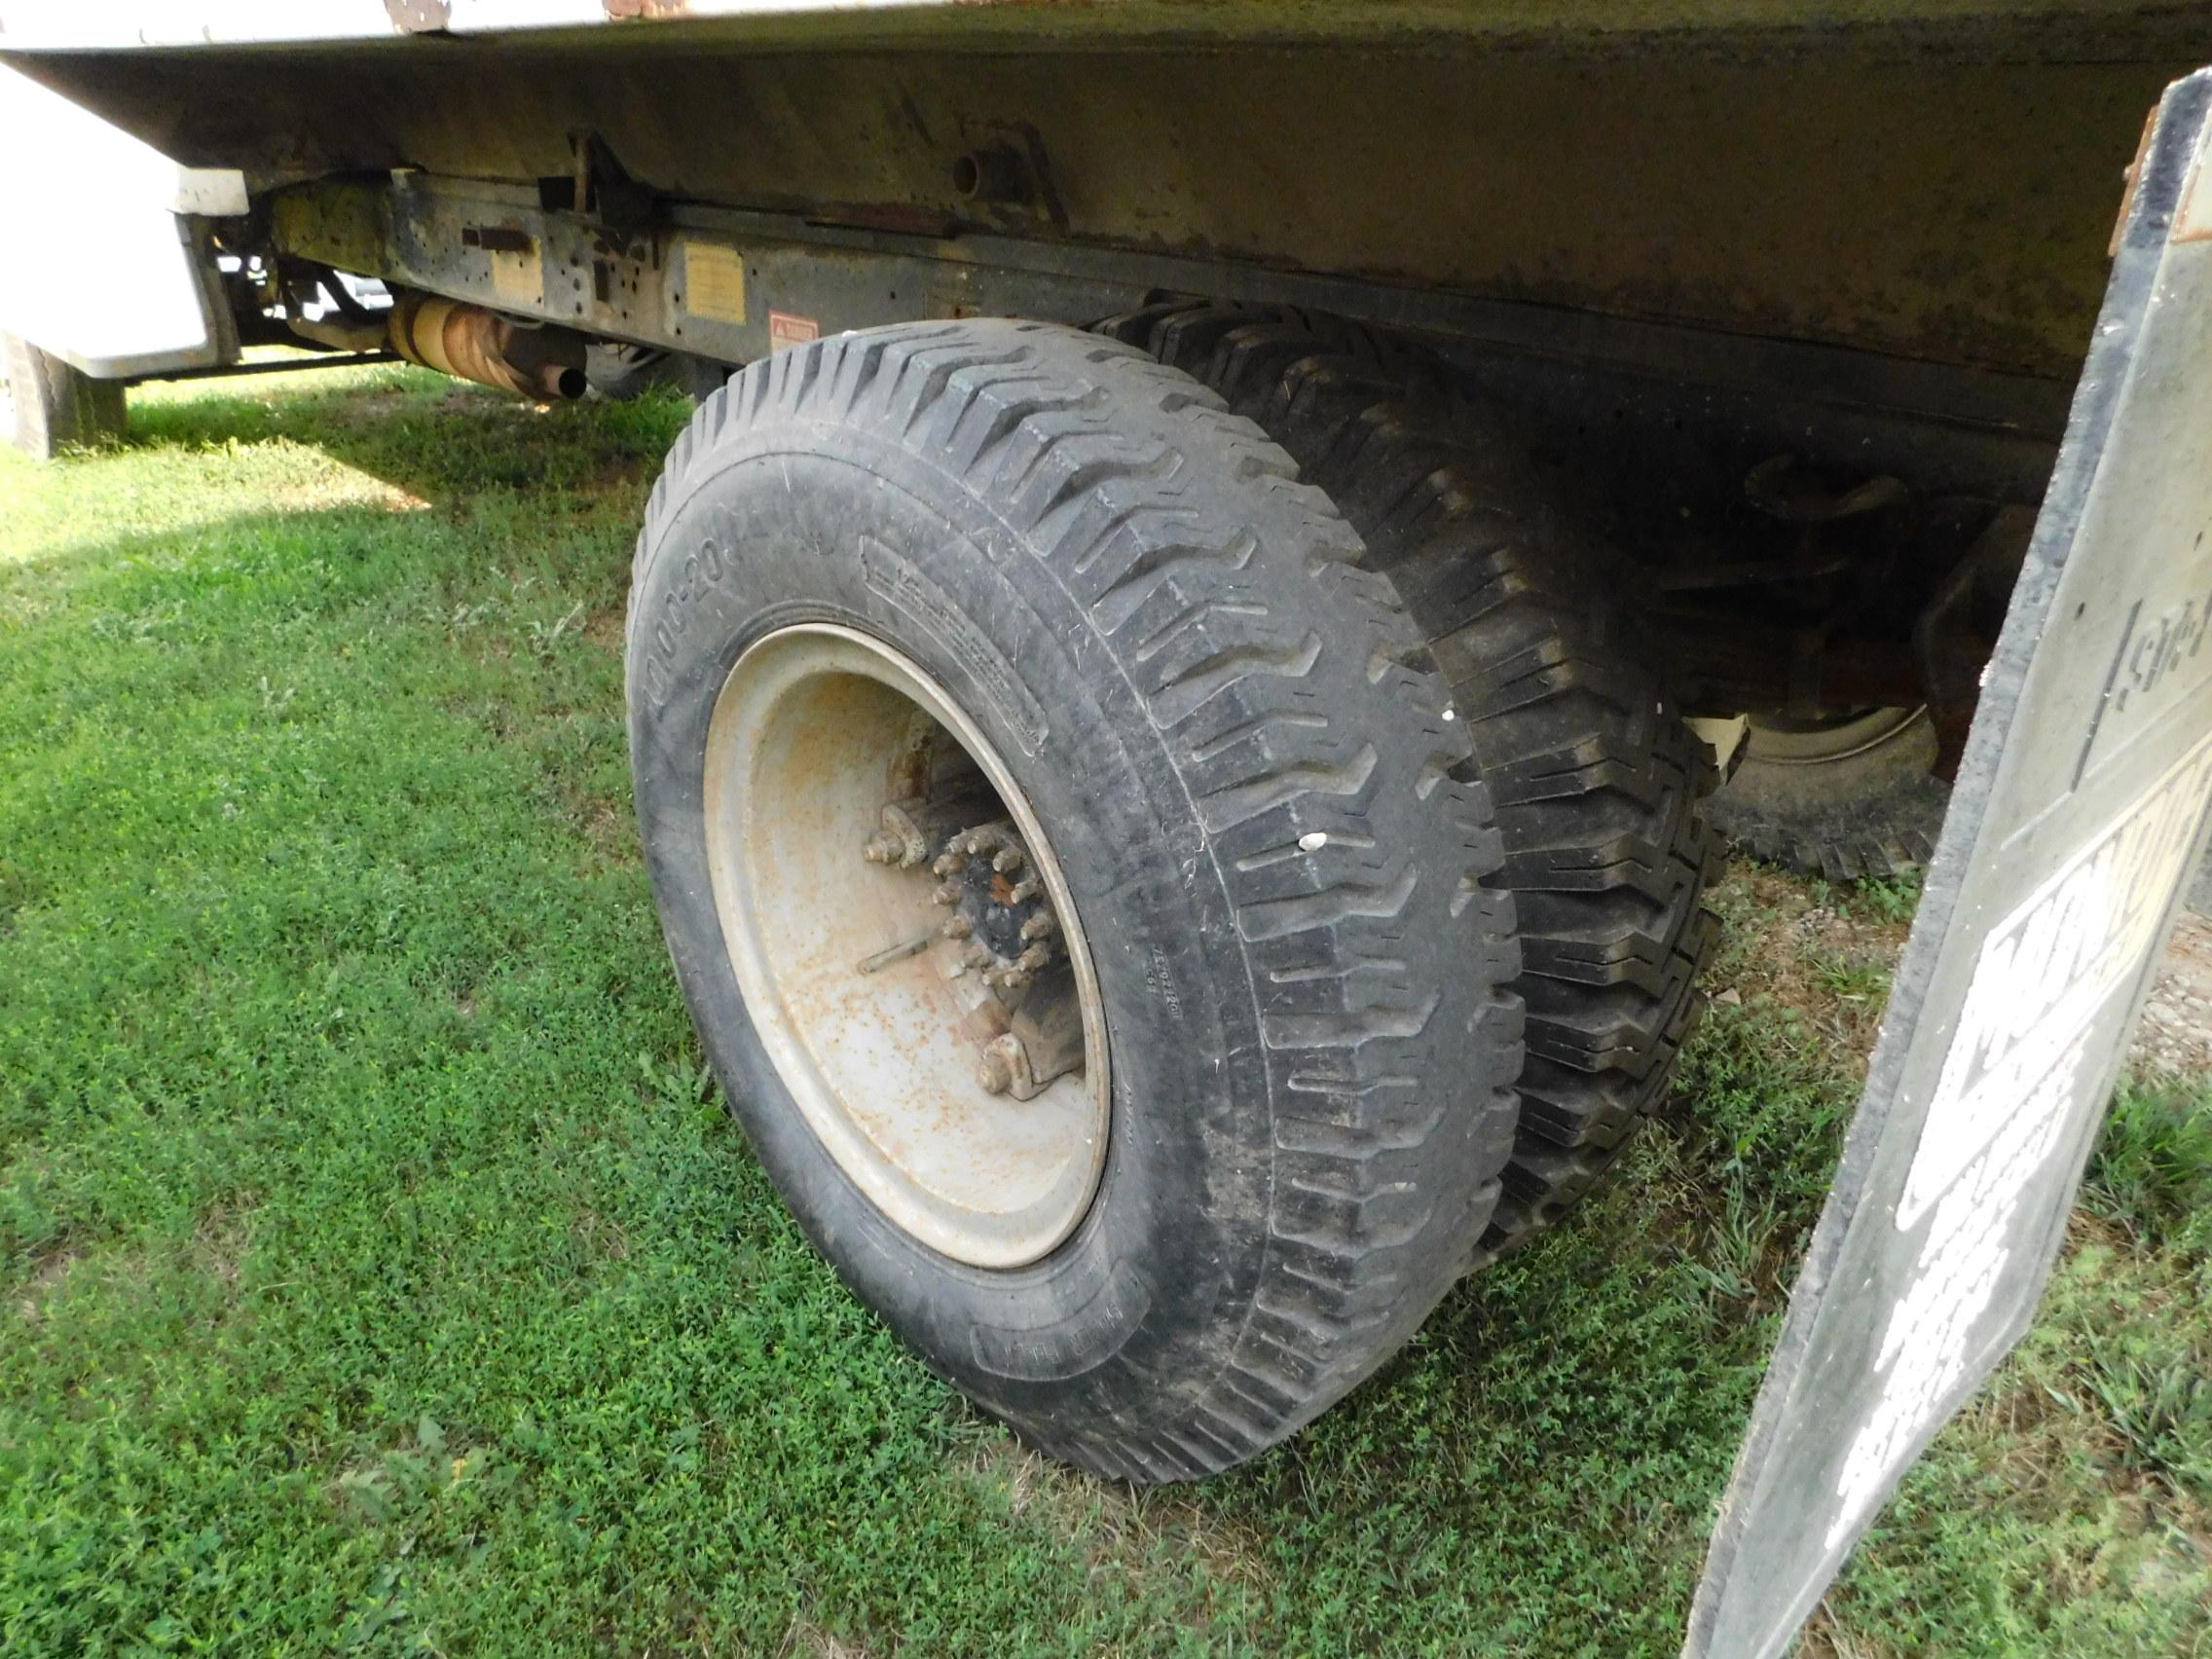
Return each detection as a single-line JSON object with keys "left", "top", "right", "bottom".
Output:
{"left": 9, "top": 14, "right": 2195, "bottom": 382}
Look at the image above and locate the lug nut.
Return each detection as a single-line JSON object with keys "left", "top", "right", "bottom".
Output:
{"left": 977, "top": 1045, "right": 1014, "bottom": 1095}
{"left": 992, "top": 845, "right": 1025, "bottom": 875}
{"left": 932, "top": 882, "right": 960, "bottom": 906}
{"left": 962, "top": 941, "right": 991, "bottom": 970}
{"left": 863, "top": 831, "right": 903, "bottom": 865}
{"left": 1017, "top": 944, "right": 1050, "bottom": 972}
{"left": 932, "top": 850, "right": 967, "bottom": 877}
{"left": 1019, "top": 912, "right": 1056, "bottom": 941}
{"left": 1009, "top": 875, "right": 1041, "bottom": 903}
{"left": 941, "top": 913, "right": 974, "bottom": 940}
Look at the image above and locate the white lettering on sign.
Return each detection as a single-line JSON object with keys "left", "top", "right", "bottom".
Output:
{"left": 1825, "top": 729, "right": 2212, "bottom": 1549}
{"left": 1826, "top": 1032, "right": 2084, "bottom": 1547}
{"left": 1899, "top": 729, "right": 2212, "bottom": 1230}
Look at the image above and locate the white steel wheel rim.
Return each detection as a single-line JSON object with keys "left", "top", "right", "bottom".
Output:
{"left": 702, "top": 623, "right": 1110, "bottom": 1268}
{"left": 1742, "top": 705, "right": 1930, "bottom": 767}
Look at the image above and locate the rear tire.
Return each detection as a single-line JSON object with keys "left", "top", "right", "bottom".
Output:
{"left": 1706, "top": 707, "right": 1945, "bottom": 882}
{"left": 626, "top": 319, "right": 1523, "bottom": 1479}
{"left": 1102, "top": 303, "right": 1720, "bottom": 1258}
{"left": 1, "top": 332, "right": 126, "bottom": 461}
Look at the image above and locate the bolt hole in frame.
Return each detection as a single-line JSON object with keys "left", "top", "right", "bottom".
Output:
{"left": 1685, "top": 68, "right": 2212, "bottom": 1659}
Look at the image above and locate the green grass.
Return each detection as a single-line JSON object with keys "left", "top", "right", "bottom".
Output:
{"left": 3, "top": 368, "right": 2208, "bottom": 1656}
{"left": 1805, "top": 872, "right": 1925, "bottom": 927}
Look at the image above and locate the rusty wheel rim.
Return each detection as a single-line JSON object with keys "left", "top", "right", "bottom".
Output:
{"left": 702, "top": 623, "right": 1110, "bottom": 1268}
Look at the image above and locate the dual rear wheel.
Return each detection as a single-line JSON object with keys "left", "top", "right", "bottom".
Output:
{"left": 626, "top": 316, "right": 1714, "bottom": 1478}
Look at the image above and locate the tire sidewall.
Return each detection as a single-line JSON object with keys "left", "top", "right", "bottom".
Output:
{"left": 627, "top": 418, "right": 1272, "bottom": 1430}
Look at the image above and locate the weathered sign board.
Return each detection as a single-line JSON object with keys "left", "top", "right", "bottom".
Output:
{"left": 1685, "top": 68, "right": 2212, "bottom": 1659}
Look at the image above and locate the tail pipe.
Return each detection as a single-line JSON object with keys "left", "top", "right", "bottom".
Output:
{"left": 387, "top": 293, "right": 588, "bottom": 401}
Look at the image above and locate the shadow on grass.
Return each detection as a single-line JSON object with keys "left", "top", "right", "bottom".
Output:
{"left": 127, "top": 364, "right": 695, "bottom": 512}
{"left": 2, "top": 369, "right": 694, "bottom": 618}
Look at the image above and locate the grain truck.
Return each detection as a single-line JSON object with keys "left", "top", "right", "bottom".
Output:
{"left": 6, "top": 8, "right": 2209, "bottom": 1652}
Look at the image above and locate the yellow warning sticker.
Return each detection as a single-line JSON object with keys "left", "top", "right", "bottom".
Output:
{"left": 684, "top": 241, "right": 748, "bottom": 324}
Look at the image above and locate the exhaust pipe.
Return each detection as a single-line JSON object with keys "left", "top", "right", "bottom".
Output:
{"left": 387, "top": 293, "right": 588, "bottom": 401}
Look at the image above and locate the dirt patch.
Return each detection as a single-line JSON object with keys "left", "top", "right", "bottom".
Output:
{"left": 1714, "top": 867, "right": 2209, "bottom": 1087}
{"left": 958, "top": 1431, "right": 1273, "bottom": 1599}
{"left": 1796, "top": 1607, "right": 1899, "bottom": 1659}
{"left": 2128, "top": 909, "right": 2212, "bottom": 1079}
{"left": 14, "top": 1244, "right": 80, "bottom": 1324}
{"left": 571, "top": 1207, "right": 632, "bottom": 1263}
{"left": 777, "top": 1620, "right": 874, "bottom": 1659}
{"left": 325, "top": 388, "right": 417, "bottom": 425}
{"left": 557, "top": 783, "right": 637, "bottom": 866}
{"left": 192, "top": 1198, "right": 258, "bottom": 1284}
{"left": 1705, "top": 867, "right": 1912, "bottom": 1075}
{"left": 583, "top": 604, "right": 628, "bottom": 654}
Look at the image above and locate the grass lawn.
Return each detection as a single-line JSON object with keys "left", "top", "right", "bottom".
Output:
{"left": 2, "top": 367, "right": 2208, "bottom": 1657}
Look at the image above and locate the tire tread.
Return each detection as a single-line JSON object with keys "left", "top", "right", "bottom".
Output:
{"left": 633, "top": 319, "right": 1523, "bottom": 1478}
{"left": 1100, "top": 303, "right": 1720, "bottom": 1258}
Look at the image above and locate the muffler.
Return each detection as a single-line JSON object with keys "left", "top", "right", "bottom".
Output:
{"left": 386, "top": 293, "right": 588, "bottom": 401}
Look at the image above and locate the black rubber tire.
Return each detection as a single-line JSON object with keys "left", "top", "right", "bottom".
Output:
{"left": 2, "top": 332, "right": 126, "bottom": 461}
{"left": 1100, "top": 303, "right": 1719, "bottom": 1258}
{"left": 626, "top": 319, "right": 1523, "bottom": 1480}
{"left": 1706, "top": 710, "right": 1947, "bottom": 883}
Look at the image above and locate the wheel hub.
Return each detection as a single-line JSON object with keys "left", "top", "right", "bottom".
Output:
{"left": 928, "top": 823, "right": 1055, "bottom": 989}
{"left": 703, "top": 624, "right": 1108, "bottom": 1268}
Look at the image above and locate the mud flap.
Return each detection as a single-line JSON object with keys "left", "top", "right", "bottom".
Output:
{"left": 1684, "top": 68, "right": 2212, "bottom": 1659}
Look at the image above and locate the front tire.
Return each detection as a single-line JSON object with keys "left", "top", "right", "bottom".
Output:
{"left": 1, "top": 332, "right": 126, "bottom": 461}
{"left": 626, "top": 320, "right": 1522, "bottom": 1479}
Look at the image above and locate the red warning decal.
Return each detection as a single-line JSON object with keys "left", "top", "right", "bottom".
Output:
{"left": 768, "top": 312, "right": 821, "bottom": 351}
